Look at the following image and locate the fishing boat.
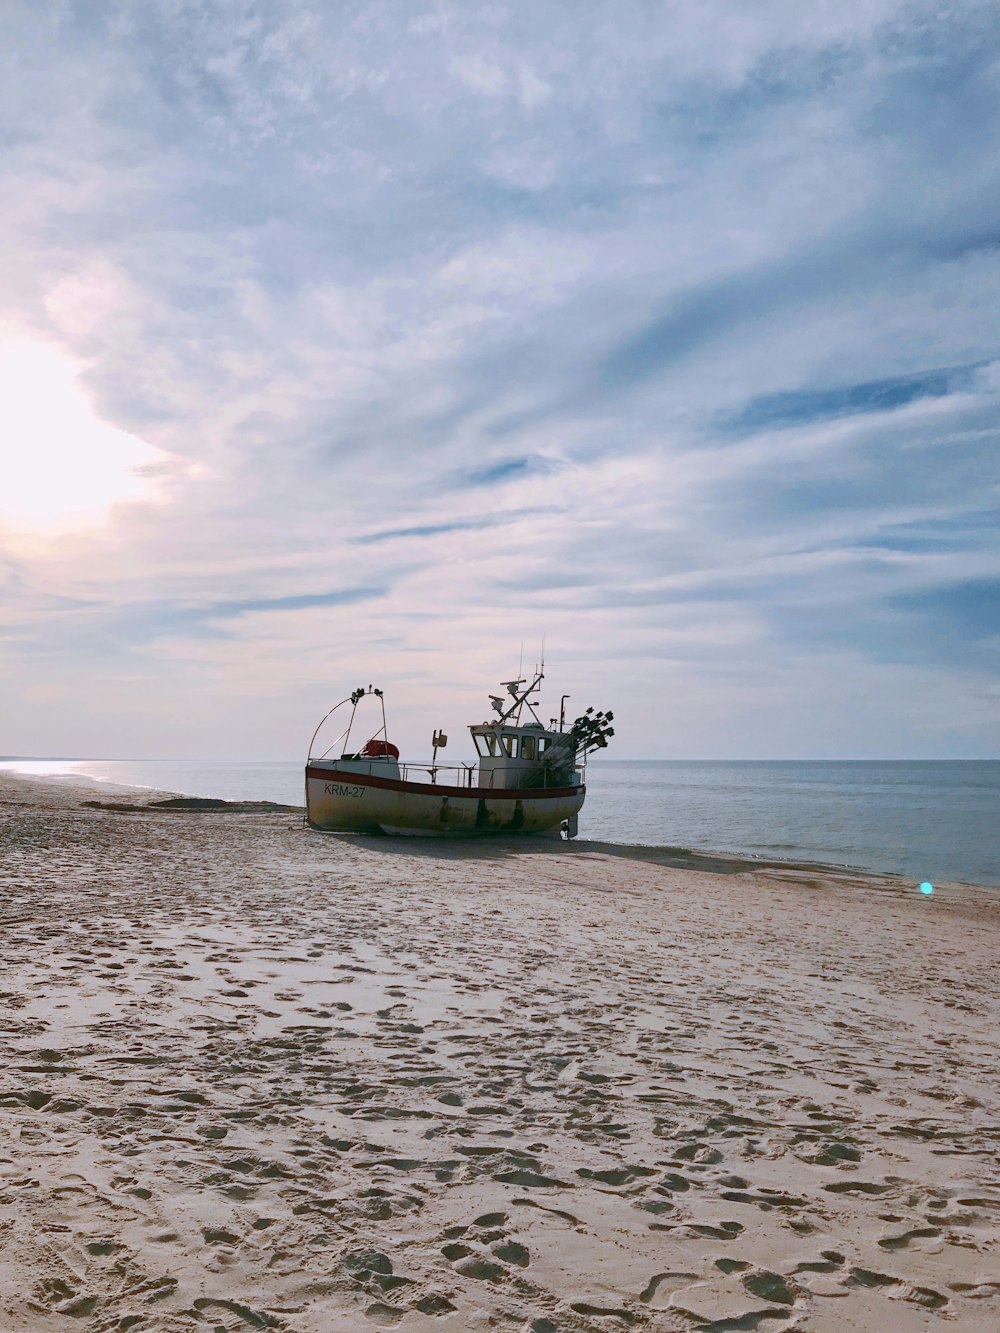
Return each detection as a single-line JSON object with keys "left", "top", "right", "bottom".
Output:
{"left": 305, "top": 666, "right": 613, "bottom": 837}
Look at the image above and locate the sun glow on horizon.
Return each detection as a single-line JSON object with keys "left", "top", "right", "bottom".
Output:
{"left": 0, "top": 337, "right": 168, "bottom": 535}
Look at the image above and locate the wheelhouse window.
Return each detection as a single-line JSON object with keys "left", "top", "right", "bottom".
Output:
{"left": 521, "top": 735, "right": 536, "bottom": 760}
{"left": 539, "top": 736, "right": 550, "bottom": 753}
{"left": 474, "top": 733, "right": 499, "bottom": 756}
{"left": 501, "top": 734, "right": 515, "bottom": 757}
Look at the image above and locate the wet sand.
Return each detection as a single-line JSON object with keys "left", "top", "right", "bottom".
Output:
{"left": 1, "top": 771, "right": 998, "bottom": 1332}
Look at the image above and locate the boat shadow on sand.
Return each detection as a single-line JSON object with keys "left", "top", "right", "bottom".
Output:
{"left": 80, "top": 796, "right": 868, "bottom": 880}
{"left": 315, "top": 831, "right": 842, "bottom": 878}
{"left": 344, "top": 837, "right": 916, "bottom": 893}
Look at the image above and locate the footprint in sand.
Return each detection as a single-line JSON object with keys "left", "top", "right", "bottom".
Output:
{"left": 36, "top": 1277, "right": 98, "bottom": 1320}
{"left": 575, "top": 1164, "right": 657, "bottom": 1188}
{"left": 800, "top": 1140, "right": 862, "bottom": 1165}
{"left": 492, "top": 1239, "right": 529, "bottom": 1266}
{"left": 878, "top": 1225, "right": 941, "bottom": 1250}
{"left": 639, "top": 1270, "right": 700, "bottom": 1306}
{"left": 192, "top": 1296, "right": 282, "bottom": 1327}
{"left": 824, "top": 1178, "right": 891, "bottom": 1195}
{"left": 454, "top": 1257, "right": 506, "bottom": 1281}
{"left": 672, "top": 1141, "right": 723, "bottom": 1165}
{"left": 439, "top": 1211, "right": 532, "bottom": 1284}
{"left": 793, "top": 1249, "right": 845, "bottom": 1275}
{"left": 688, "top": 1220, "right": 744, "bottom": 1241}
{"left": 669, "top": 1271, "right": 798, "bottom": 1329}
{"left": 512, "top": 1197, "right": 582, "bottom": 1228}
{"left": 344, "top": 1249, "right": 413, "bottom": 1302}
{"left": 742, "top": 1270, "right": 796, "bottom": 1305}
{"left": 903, "top": 1285, "right": 949, "bottom": 1310}
{"left": 848, "top": 1266, "right": 900, "bottom": 1289}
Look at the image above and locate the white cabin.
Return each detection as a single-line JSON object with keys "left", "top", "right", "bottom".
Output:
{"left": 469, "top": 721, "right": 577, "bottom": 790}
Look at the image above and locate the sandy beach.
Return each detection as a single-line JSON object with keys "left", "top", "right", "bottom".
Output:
{"left": 1, "top": 771, "right": 998, "bottom": 1333}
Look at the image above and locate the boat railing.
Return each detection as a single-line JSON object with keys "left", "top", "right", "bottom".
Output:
{"left": 398, "top": 763, "right": 573, "bottom": 790}
{"left": 310, "top": 757, "right": 578, "bottom": 789}
{"left": 393, "top": 763, "right": 475, "bottom": 787}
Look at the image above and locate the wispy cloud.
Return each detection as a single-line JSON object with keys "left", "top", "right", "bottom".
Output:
{"left": 719, "top": 363, "right": 985, "bottom": 433}
{"left": 352, "top": 521, "right": 485, "bottom": 546}
{"left": 459, "top": 456, "right": 552, "bottom": 487}
{"left": 204, "top": 586, "right": 386, "bottom": 619}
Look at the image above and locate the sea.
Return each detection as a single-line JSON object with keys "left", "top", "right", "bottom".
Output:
{"left": 2, "top": 757, "right": 998, "bottom": 888}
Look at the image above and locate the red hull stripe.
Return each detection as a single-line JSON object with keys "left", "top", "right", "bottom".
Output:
{"left": 305, "top": 766, "right": 583, "bottom": 801}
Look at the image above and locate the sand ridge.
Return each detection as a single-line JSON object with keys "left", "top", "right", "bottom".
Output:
{"left": 1, "top": 772, "right": 998, "bottom": 1331}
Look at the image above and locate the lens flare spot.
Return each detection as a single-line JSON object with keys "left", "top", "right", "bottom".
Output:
{"left": 919, "top": 881, "right": 934, "bottom": 895}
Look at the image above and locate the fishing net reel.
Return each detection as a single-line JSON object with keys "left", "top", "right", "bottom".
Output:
{"left": 569, "top": 707, "right": 615, "bottom": 757}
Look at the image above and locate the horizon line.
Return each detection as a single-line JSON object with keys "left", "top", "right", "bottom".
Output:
{"left": 3, "top": 755, "right": 998, "bottom": 765}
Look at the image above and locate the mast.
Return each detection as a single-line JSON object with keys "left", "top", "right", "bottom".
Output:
{"left": 488, "top": 665, "right": 545, "bottom": 727}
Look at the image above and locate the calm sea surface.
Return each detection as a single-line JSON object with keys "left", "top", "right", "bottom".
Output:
{"left": 2, "top": 757, "right": 997, "bottom": 887}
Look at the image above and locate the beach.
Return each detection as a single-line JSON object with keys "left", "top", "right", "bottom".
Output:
{"left": 1, "top": 771, "right": 998, "bottom": 1332}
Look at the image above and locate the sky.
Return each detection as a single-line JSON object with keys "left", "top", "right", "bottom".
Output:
{"left": 1, "top": 0, "right": 999, "bottom": 761}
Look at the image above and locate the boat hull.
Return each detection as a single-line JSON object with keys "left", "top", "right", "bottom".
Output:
{"left": 305, "top": 765, "right": 584, "bottom": 836}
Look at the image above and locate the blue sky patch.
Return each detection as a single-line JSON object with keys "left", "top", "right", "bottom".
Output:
{"left": 723, "top": 364, "right": 982, "bottom": 434}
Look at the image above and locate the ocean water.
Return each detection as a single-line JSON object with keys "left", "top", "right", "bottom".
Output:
{"left": 2, "top": 757, "right": 997, "bottom": 887}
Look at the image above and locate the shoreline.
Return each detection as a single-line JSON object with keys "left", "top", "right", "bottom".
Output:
{"left": 2, "top": 769, "right": 999, "bottom": 1330}
{"left": 5, "top": 763, "right": 995, "bottom": 893}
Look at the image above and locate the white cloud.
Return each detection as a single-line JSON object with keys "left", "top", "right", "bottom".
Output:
{"left": 451, "top": 54, "right": 508, "bottom": 97}
{"left": 0, "top": 0, "right": 998, "bottom": 757}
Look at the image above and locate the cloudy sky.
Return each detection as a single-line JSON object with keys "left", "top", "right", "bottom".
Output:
{"left": 2, "top": 0, "right": 998, "bottom": 760}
